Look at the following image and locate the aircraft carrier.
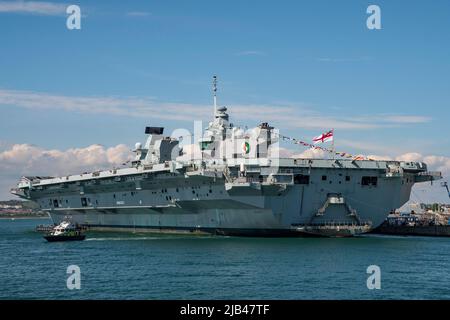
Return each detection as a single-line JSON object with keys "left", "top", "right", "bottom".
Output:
{"left": 11, "top": 77, "right": 441, "bottom": 237}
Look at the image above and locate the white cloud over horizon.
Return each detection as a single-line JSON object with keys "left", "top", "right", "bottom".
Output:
{"left": 0, "top": 143, "right": 134, "bottom": 199}
{"left": 0, "top": 1, "right": 66, "bottom": 15}
{"left": 1, "top": 143, "right": 132, "bottom": 190}
{"left": 0, "top": 88, "right": 433, "bottom": 131}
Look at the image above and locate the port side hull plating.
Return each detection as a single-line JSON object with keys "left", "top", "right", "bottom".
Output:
{"left": 46, "top": 174, "right": 414, "bottom": 237}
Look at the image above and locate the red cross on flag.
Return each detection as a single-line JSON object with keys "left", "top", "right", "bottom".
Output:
{"left": 313, "top": 130, "right": 334, "bottom": 144}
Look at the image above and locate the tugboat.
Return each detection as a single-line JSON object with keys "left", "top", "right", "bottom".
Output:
{"left": 44, "top": 220, "right": 86, "bottom": 242}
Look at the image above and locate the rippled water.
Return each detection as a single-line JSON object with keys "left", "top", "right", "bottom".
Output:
{"left": 1, "top": 218, "right": 450, "bottom": 299}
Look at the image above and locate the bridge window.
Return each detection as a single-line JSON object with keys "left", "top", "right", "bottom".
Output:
{"left": 345, "top": 176, "right": 351, "bottom": 181}
{"left": 53, "top": 199, "right": 59, "bottom": 208}
{"left": 361, "top": 176, "right": 378, "bottom": 186}
{"left": 322, "top": 175, "right": 327, "bottom": 181}
{"left": 81, "top": 197, "right": 88, "bottom": 207}
{"left": 294, "top": 174, "right": 310, "bottom": 185}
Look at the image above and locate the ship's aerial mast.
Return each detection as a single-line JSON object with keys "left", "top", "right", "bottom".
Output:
{"left": 213, "top": 75, "right": 218, "bottom": 116}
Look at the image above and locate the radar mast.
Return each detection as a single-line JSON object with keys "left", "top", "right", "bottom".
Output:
{"left": 213, "top": 75, "right": 218, "bottom": 116}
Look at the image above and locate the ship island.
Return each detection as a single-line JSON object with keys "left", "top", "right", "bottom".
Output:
{"left": 10, "top": 77, "right": 442, "bottom": 237}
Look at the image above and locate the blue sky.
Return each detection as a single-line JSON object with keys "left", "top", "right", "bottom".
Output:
{"left": 0, "top": 0, "right": 449, "bottom": 201}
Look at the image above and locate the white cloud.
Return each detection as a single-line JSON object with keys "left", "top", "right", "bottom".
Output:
{"left": 316, "top": 57, "right": 372, "bottom": 63}
{"left": 350, "top": 114, "right": 432, "bottom": 125}
{"left": 394, "top": 152, "right": 450, "bottom": 176}
{"left": 395, "top": 153, "right": 450, "bottom": 177}
{"left": 0, "top": 143, "right": 133, "bottom": 177}
{"left": 106, "top": 144, "right": 132, "bottom": 164}
{"left": 422, "top": 155, "right": 450, "bottom": 176}
{"left": 0, "top": 89, "right": 209, "bottom": 122}
{"left": 351, "top": 152, "right": 450, "bottom": 177}
{"left": 395, "top": 152, "right": 423, "bottom": 162}
{"left": 0, "top": 88, "right": 433, "bottom": 131}
{"left": 0, "top": 143, "right": 134, "bottom": 199}
{"left": 395, "top": 153, "right": 450, "bottom": 204}
{"left": 0, "top": 1, "right": 66, "bottom": 15}
{"left": 383, "top": 115, "right": 431, "bottom": 124}
{"left": 338, "top": 139, "right": 397, "bottom": 154}
{"left": 235, "top": 51, "right": 267, "bottom": 56}
{"left": 366, "top": 154, "right": 393, "bottom": 161}
{"left": 291, "top": 148, "right": 327, "bottom": 159}
{"left": 269, "top": 146, "right": 293, "bottom": 158}
{"left": 126, "top": 11, "right": 151, "bottom": 17}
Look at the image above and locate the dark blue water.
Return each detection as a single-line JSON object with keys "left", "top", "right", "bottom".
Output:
{"left": 1, "top": 218, "right": 450, "bottom": 299}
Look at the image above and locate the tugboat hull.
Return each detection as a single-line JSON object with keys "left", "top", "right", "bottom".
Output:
{"left": 44, "top": 235, "right": 86, "bottom": 242}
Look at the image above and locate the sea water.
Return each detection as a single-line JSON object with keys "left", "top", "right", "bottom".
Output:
{"left": 1, "top": 218, "right": 450, "bottom": 299}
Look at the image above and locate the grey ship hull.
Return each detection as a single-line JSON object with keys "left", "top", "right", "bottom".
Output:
{"left": 34, "top": 158, "right": 432, "bottom": 237}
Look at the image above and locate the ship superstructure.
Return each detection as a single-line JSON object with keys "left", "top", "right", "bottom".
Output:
{"left": 11, "top": 77, "right": 441, "bottom": 237}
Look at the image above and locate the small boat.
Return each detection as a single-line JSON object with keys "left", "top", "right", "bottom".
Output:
{"left": 44, "top": 220, "right": 86, "bottom": 242}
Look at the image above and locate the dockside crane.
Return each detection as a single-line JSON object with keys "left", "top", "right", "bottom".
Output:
{"left": 442, "top": 182, "right": 450, "bottom": 198}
